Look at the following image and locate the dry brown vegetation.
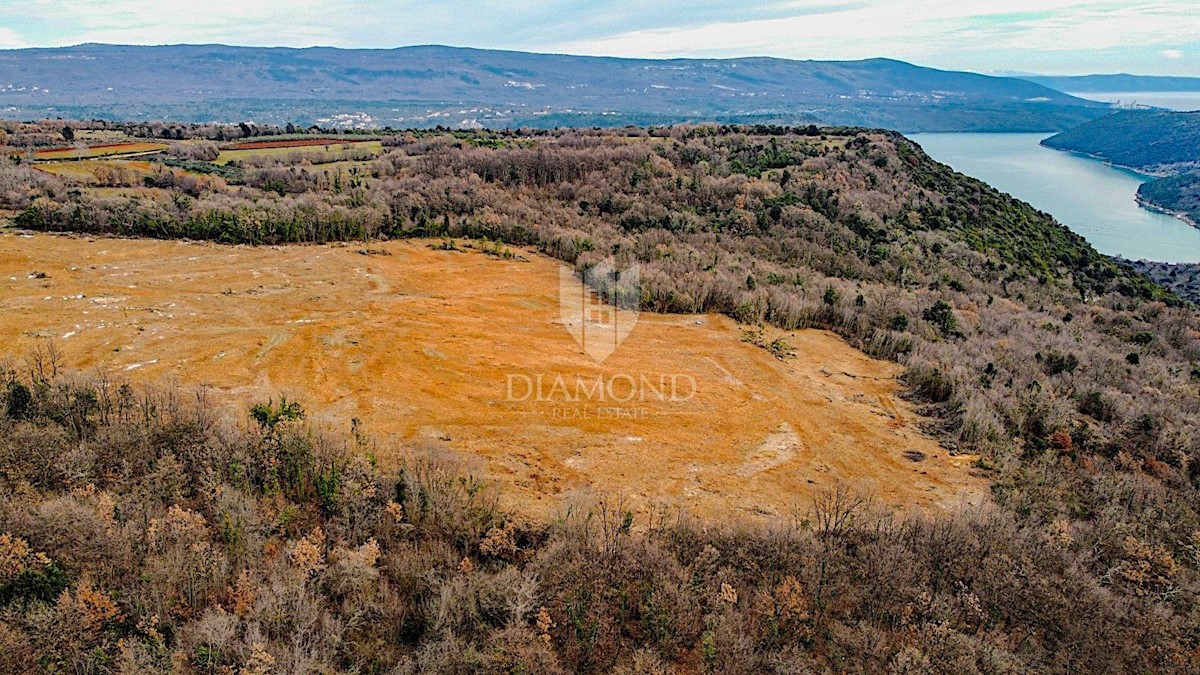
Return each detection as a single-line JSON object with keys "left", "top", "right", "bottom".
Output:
{"left": 2, "top": 122, "right": 1200, "bottom": 671}
{"left": 7, "top": 125, "right": 1194, "bottom": 466}
{"left": 1, "top": 375, "right": 1198, "bottom": 673}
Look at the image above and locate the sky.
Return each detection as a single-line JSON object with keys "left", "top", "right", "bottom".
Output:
{"left": 1, "top": 0, "right": 1198, "bottom": 76}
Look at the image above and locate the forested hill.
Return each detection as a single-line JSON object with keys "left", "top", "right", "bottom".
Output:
{"left": 0, "top": 44, "right": 1108, "bottom": 132}
{"left": 1138, "top": 170, "right": 1200, "bottom": 225}
{"left": 1041, "top": 110, "right": 1200, "bottom": 172}
{"left": 1042, "top": 110, "right": 1200, "bottom": 223}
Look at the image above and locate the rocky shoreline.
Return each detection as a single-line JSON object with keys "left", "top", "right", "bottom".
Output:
{"left": 1135, "top": 193, "right": 1199, "bottom": 229}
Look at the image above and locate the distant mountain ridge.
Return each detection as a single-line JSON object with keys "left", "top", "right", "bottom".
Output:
{"left": 1023, "top": 74, "right": 1200, "bottom": 93}
{"left": 0, "top": 43, "right": 1107, "bottom": 131}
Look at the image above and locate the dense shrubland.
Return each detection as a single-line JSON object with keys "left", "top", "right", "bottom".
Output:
{"left": 1, "top": 368, "right": 1198, "bottom": 673}
{"left": 1123, "top": 259, "right": 1200, "bottom": 304}
{"left": 166, "top": 142, "right": 221, "bottom": 162}
{"left": 0, "top": 163, "right": 65, "bottom": 209}
{"left": 3, "top": 123, "right": 1200, "bottom": 670}
{"left": 1041, "top": 110, "right": 1200, "bottom": 174}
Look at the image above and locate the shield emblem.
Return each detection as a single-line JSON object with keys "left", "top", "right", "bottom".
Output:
{"left": 559, "top": 258, "right": 640, "bottom": 363}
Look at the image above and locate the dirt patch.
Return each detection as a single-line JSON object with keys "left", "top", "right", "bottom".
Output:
{"left": 0, "top": 232, "right": 987, "bottom": 521}
{"left": 737, "top": 423, "right": 800, "bottom": 478}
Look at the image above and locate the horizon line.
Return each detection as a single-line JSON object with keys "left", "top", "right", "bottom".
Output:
{"left": 1, "top": 42, "right": 1195, "bottom": 80}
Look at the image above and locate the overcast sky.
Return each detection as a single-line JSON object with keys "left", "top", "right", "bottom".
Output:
{"left": 2, "top": 0, "right": 1197, "bottom": 76}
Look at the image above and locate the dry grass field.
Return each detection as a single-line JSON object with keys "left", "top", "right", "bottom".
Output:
{"left": 228, "top": 138, "right": 377, "bottom": 150}
{"left": 215, "top": 140, "right": 384, "bottom": 165}
{"left": 0, "top": 230, "right": 985, "bottom": 521}
{"left": 34, "top": 159, "right": 156, "bottom": 183}
{"left": 32, "top": 142, "right": 168, "bottom": 160}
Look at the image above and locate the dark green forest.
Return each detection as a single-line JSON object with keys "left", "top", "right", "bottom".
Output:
{"left": 1138, "top": 170, "right": 1200, "bottom": 223}
{"left": 1041, "top": 110, "right": 1200, "bottom": 171}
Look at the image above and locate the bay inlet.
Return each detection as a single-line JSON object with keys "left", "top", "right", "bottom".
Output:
{"left": 909, "top": 132, "right": 1200, "bottom": 263}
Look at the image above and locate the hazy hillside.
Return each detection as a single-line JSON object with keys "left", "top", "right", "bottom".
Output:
{"left": 0, "top": 44, "right": 1108, "bottom": 131}
{"left": 1121, "top": 258, "right": 1200, "bottom": 303}
{"left": 1025, "top": 73, "right": 1200, "bottom": 93}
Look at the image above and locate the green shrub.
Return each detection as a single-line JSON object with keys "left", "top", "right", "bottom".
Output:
{"left": 0, "top": 562, "right": 68, "bottom": 606}
{"left": 922, "top": 300, "right": 958, "bottom": 336}
{"left": 5, "top": 381, "right": 31, "bottom": 419}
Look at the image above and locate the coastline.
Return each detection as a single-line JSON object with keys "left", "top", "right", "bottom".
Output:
{"left": 1038, "top": 141, "right": 1171, "bottom": 177}
{"left": 1135, "top": 193, "right": 1199, "bottom": 229}
{"left": 1039, "top": 140, "right": 1198, "bottom": 230}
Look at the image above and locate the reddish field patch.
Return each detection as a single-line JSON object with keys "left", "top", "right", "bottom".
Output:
{"left": 229, "top": 138, "right": 372, "bottom": 150}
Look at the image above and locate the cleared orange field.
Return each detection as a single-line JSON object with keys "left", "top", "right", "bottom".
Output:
{"left": 0, "top": 231, "right": 987, "bottom": 521}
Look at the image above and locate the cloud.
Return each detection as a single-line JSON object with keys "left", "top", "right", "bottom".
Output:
{"left": 538, "top": 1, "right": 1200, "bottom": 74}
{"left": 551, "top": 1, "right": 1200, "bottom": 58}
{"left": 3, "top": 1, "right": 863, "bottom": 49}
{"left": 4, "top": 0, "right": 344, "bottom": 47}
{"left": 1161, "top": 49, "right": 1184, "bottom": 59}
{"left": 0, "top": 27, "right": 28, "bottom": 49}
